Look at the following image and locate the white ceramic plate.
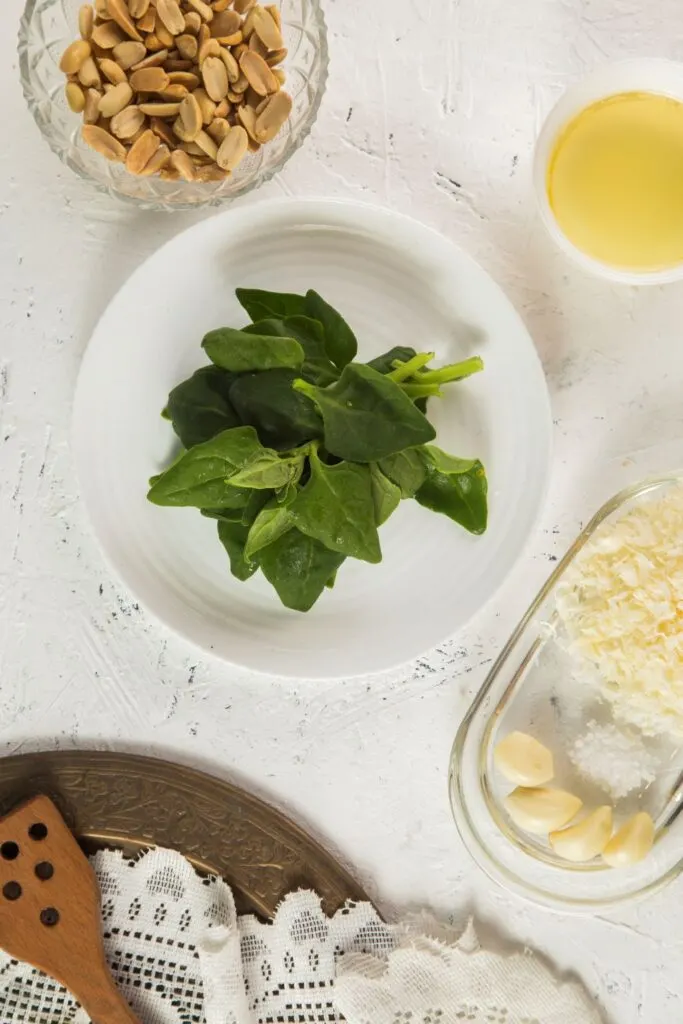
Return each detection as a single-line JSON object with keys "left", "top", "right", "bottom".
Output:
{"left": 73, "top": 199, "right": 551, "bottom": 678}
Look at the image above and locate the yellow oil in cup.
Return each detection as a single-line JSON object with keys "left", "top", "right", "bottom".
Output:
{"left": 546, "top": 91, "right": 683, "bottom": 272}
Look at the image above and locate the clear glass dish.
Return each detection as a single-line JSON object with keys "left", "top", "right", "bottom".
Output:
{"left": 18, "top": 0, "right": 328, "bottom": 211}
{"left": 450, "top": 474, "right": 683, "bottom": 911}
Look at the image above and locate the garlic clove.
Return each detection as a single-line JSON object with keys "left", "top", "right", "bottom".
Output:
{"left": 504, "top": 787, "right": 582, "bottom": 834}
{"left": 494, "top": 731, "right": 554, "bottom": 786}
{"left": 602, "top": 812, "right": 655, "bottom": 868}
{"left": 549, "top": 805, "right": 613, "bottom": 862}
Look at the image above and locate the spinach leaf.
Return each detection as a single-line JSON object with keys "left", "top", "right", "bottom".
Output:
{"left": 377, "top": 449, "right": 428, "bottom": 497}
{"left": 294, "top": 364, "right": 435, "bottom": 462}
{"left": 421, "top": 445, "right": 478, "bottom": 475}
{"left": 276, "top": 479, "right": 300, "bottom": 504}
{"left": 165, "top": 366, "right": 240, "bottom": 449}
{"left": 201, "top": 487, "right": 270, "bottom": 524}
{"left": 236, "top": 289, "right": 357, "bottom": 370}
{"left": 291, "top": 452, "right": 381, "bottom": 563}
{"left": 201, "top": 505, "right": 249, "bottom": 522}
{"left": 147, "top": 426, "right": 269, "bottom": 508}
{"left": 229, "top": 369, "right": 323, "bottom": 449}
{"left": 246, "top": 317, "right": 338, "bottom": 385}
{"left": 202, "top": 327, "right": 304, "bottom": 372}
{"left": 415, "top": 456, "right": 488, "bottom": 534}
{"left": 149, "top": 446, "right": 187, "bottom": 488}
{"left": 235, "top": 288, "right": 307, "bottom": 322}
{"left": 150, "top": 285, "right": 491, "bottom": 611}
{"left": 217, "top": 521, "right": 258, "bottom": 581}
{"left": 241, "top": 489, "right": 272, "bottom": 525}
{"left": 229, "top": 450, "right": 305, "bottom": 490}
{"left": 201, "top": 486, "right": 274, "bottom": 526}
{"left": 244, "top": 497, "right": 294, "bottom": 561}
{"left": 304, "top": 290, "right": 358, "bottom": 369}
{"left": 367, "top": 346, "right": 417, "bottom": 375}
{"left": 258, "top": 528, "right": 345, "bottom": 612}
{"left": 370, "top": 463, "right": 402, "bottom": 525}
{"left": 285, "top": 316, "right": 340, "bottom": 384}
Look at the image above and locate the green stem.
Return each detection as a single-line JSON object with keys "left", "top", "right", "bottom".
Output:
{"left": 388, "top": 352, "right": 435, "bottom": 382}
{"left": 281, "top": 438, "right": 319, "bottom": 460}
{"left": 416, "top": 356, "right": 484, "bottom": 385}
{"left": 292, "top": 378, "right": 316, "bottom": 398}
{"left": 400, "top": 383, "right": 442, "bottom": 399}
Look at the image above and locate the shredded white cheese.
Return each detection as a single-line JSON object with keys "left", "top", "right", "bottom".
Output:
{"left": 569, "top": 721, "right": 657, "bottom": 798}
{"left": 556, "top": 485, "right": 683, "bottom": 738}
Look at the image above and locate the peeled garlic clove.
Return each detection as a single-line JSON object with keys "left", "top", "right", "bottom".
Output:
{"left": 550, "top": 805, "right": 613, "bottom": 862}
{"left": 494, "top": 731, "right": 554, "bottom": 786}
{"left": 504, "top": 787, "right": 582, "bottom": 834}
{"left": 602, "top": 812, "right": 654, "bottom": 868}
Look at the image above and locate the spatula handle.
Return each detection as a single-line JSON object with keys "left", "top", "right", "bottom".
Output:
{"left": 76, "top": 968, "right": 141, "bottom": 1024}
{"left": 0, "top": 796, "right": 143, "bottom": 1024}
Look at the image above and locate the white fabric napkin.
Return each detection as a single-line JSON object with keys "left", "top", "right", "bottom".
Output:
{"left": 0, "top": 847, "right": 602, "bottom": 1024}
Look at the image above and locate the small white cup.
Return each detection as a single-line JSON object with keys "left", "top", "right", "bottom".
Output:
{"left": 533, "top": 58, "right": 683, "bottom": 285}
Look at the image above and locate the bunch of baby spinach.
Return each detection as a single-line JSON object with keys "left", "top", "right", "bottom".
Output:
{"left": 147, "top": 288, "right": 488, "bottom": 612}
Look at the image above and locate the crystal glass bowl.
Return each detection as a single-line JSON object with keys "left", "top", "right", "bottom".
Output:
{"left": 18, "top": 0, "right": 328, "bottom": 210}
{"left": 450, "top": 475, "right": 683, "bottom": 911}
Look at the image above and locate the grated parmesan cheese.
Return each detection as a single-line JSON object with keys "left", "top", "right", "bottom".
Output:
{"left": 556, "top": 485, "right": 683, "bottom": 738}
{"left": 569, "top": 721, "right": 657, "bottom": 799}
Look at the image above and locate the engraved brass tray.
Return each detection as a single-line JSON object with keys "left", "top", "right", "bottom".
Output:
{"left": 0, "top": 751, "right": 366, "bottom": 918}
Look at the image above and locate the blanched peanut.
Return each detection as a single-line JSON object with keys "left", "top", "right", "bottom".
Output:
{"left": 494, "top": 731, "right": 554, "bottom": 787}
{"left": 125, "top": 128, "right": 160, "bottom": 173}
{"left": 59, "top": 0, "right": 292, "bottom": 179}
{"left": 504, "top": 787, "right": 582, "bottom": 835}
{"left": 98, "top": 82, "right": 133, "bottom": 117}
{"left": 99, "top": 58, "right": 128, "bottom": 85}
{"left": 216, "top": 125, "right": 248, "bottom": 170}
{"left": 251, "top": 5, "right": 283, "bottom": 49}
{"left": 59, "top": 39, "right": 91, "bottom": 74}
{"left": 129, "top": 67, "right": 170, "bottom": 92}
{"left": 78, "top": 5, "right": 94, "bottom": 39}
{"left": 65, "top": 82, "right": 86, "bottom": 113}
{"left": 113, "top": 41, "right": 146, "bottom": 69}
{"left": 549, "top": 806, "right": 613, "bottom": 862}
{"left": 82, "top": 124, "right": 127, "bottom": 161}
{"left": 602, "top": 812, "right": 654, "bottom": 867}
{"left": 254, "top": 89, "right": 291, "bottom": 142}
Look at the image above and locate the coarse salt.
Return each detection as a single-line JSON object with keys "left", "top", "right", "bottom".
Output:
{"left": 569, "top": 721, "right": 657, "bottom": 799}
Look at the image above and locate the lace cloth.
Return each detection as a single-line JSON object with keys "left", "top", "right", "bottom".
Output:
{"left": 0, "top": 848, "right": 602, "bottom": 1024}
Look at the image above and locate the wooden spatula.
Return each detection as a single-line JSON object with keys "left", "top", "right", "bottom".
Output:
{"left": 0, "top": 794, "right": 140, "bottom": 1024}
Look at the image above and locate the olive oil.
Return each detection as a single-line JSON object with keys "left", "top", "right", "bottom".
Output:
{"left": 547, "top": 91, "right": 683, "bottom": 270}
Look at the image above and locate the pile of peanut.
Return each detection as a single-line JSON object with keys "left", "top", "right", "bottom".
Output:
{"left": 59, "top": 0, "right": 292, "bottom": 182}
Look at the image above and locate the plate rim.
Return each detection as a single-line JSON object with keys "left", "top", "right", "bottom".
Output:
{"left": 73, "top": 197, "right": 553, "bottom": 678}
{"left": 0, "top": 748, "right": 367, "bottom": 918}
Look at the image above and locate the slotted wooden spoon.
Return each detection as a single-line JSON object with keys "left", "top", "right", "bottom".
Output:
{"left": 0, "top": 794, "right": 140, "bottom": 1024}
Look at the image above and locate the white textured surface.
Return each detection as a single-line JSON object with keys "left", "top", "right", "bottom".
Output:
{"left": 3, "top": 0, "right": 683, "bottom": 1020}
